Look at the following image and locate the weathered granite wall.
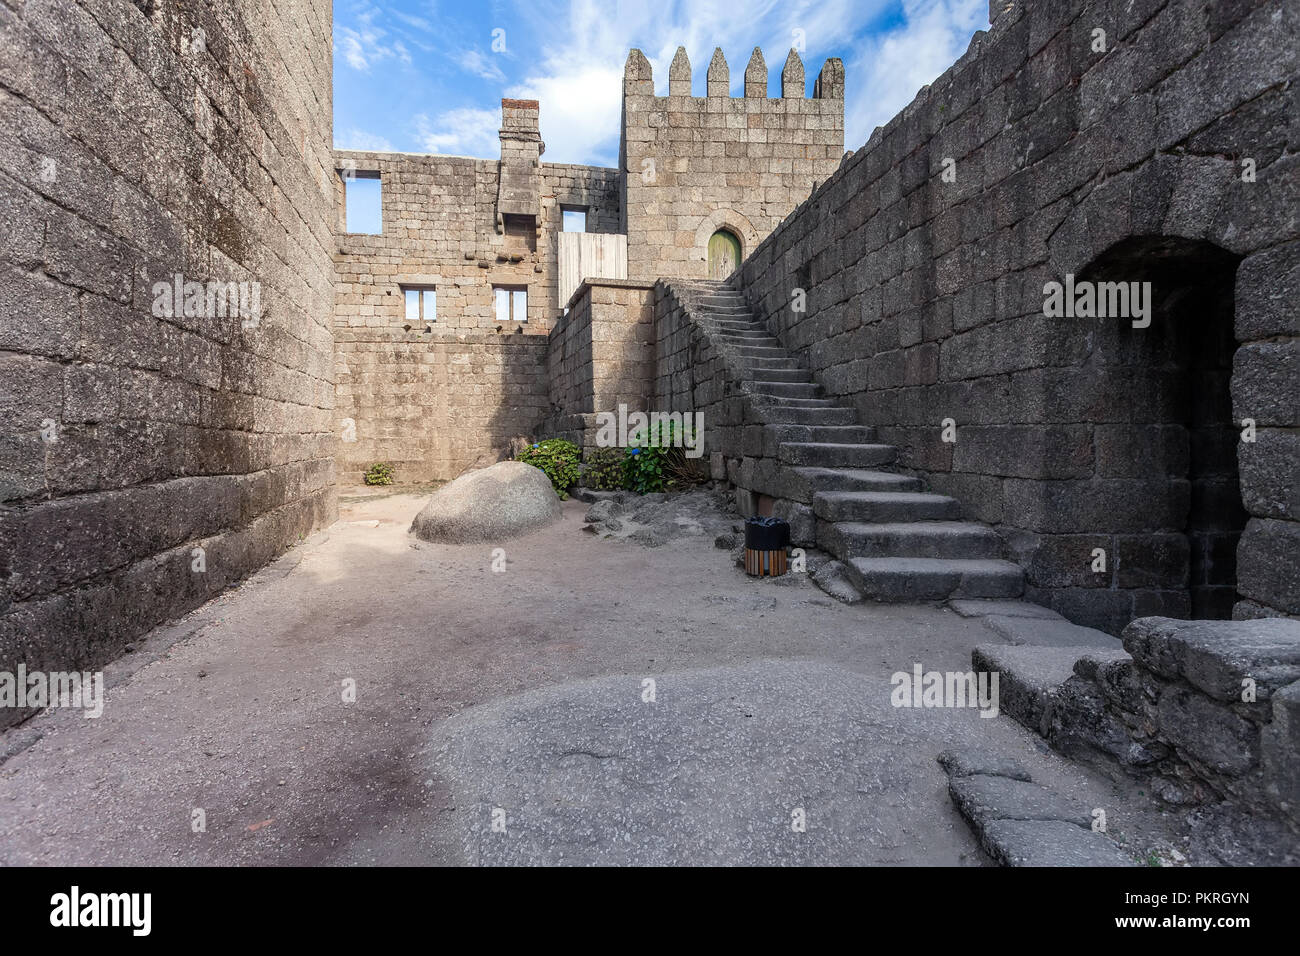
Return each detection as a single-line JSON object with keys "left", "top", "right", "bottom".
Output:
{"left": 332, "top": 148, "right": 620, "bottom": 335}
{"left": 335, "top": 329, "right": 548, "bottom": 485}
{"left": 653, "top": 281, "right": 746, "bottom": 471}
{"left": 332, "top": 103, "right": 621, "bottom": 482}
{"left": 1045, "top": 617, "right": 1300, "bottom": 829}
{"left": 0, "top": 0, "right": 337, "bottom": 726}
{"left": 736, "top": 0, "right": 1298, "bottom": 631}
{"left": 620, "top": 45, "right": 845, "bottom": 282}
{"left": 544, "top": 279, "right": 657, "bottom": 449}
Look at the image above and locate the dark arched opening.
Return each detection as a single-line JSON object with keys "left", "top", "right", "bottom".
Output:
{"left": 1078, "top": 236, "right": 1246, "bottom": 620}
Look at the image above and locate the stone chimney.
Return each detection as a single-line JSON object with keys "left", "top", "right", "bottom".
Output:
{"left": 496, "top": 98, "right": 543, "bottom": 233}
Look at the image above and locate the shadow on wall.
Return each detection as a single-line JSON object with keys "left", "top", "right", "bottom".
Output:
{"left": 1018, "top": 236, "right": 1246, "bottom": 630}
{"left": 479, "top": 333, "right": 552, "bottom": 476}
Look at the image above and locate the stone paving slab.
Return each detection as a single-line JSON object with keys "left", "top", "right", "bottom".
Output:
{"left": 948, "top": 773, "right": 1092, "bottom": 829}
{"left": 985, "top": 615, "right": 1122, "bottom": 649}
{"left": 937, "top": 749, "right": 1135, "bottom": 867}
{"left": 948, "top": 600, "right": 1064, "bottom": 620}
{"left": 981, "top": 819, "right": 1136, "bottom": 867}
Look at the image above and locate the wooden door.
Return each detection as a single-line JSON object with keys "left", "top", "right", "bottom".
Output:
{"left": 708, "top": 230, "right": 741, "bottom": 279}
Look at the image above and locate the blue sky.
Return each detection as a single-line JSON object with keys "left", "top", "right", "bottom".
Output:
{"left": 333, "top": 0, "right": 989, "bottom": 167}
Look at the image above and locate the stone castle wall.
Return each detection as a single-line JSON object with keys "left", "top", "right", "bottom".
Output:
{"left": 619, "top": 46, "right": 845, "bottom": 282}
{"left": 332, "top": 149, "right": 621, "bottom": 334}
{"left": 331, "top": 139, "right": 620, "bottom": 484}
{"left": 736, "top": 0, "right": 1298, "bottom": 631}
{"left": 543, "top": 279, "right": 658, "bottom": 451}
{"left": 0, "top": 0, "right": 338, "bottom": 726}
{"left": 335, "top": 328, "right": 548, "bottom": 486}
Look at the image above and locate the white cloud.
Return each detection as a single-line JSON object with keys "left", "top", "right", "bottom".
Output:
{"left": 844, "top": 0, "right": 987, "bottom": 150}
{"left": 504, "top": 0, "right": 897, "bottom": 166}
{"left": 456, "top": 49, "right": 507, "bottom": 83}
{"left": 336, "top": 128, "right": 396, "bottom": 151}
{"left": 508, "top": 65, "right": 624, "bottom": 166}
{"left": 336, "top": 24, "right": 413, "bottom": 72}
{"left": 391, "top": 9, "right": 433, "bottom": 32}
{"left": 415, "top": 108, "right": 501, "bottom": 158}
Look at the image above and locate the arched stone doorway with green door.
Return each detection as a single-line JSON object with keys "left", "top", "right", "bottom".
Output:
{"left": 707, "top": 229, "right": 741, "bottom": 279}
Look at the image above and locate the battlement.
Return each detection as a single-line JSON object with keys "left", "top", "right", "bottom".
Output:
{"left": 624, "top": 45, "right": 843, "bottom": 101}
{"left": 618, "top": 45, "right": 845, "bottom": 283}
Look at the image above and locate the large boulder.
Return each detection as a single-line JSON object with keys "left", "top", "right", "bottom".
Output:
{"left": 409, "top": 461, "right": 561, "bottom": 543}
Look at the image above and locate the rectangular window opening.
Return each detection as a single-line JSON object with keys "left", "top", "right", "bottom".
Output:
{"left": 494, "top": 285, "right": 527, "bottom": 322}
{"left": 562, "top": 207, "right": 588, "bottom": 233}
{"left": 342, "top": 170, "right": 382, "bottom": 234}
{"left": 400, "top": 284, "right": 436, "bottom": 323}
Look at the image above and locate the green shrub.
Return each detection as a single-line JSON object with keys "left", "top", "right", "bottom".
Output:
{"left": 623, "top": 420, "right": 700, "bottom": 494}
{"left": 363, "top": 461, "right": 395, "bottom": 486}
{"left": 583, "top": 447, "right": 628, "bottom": 490}
{"left": 516, "top": 438, "right": 582, "bottom": 499}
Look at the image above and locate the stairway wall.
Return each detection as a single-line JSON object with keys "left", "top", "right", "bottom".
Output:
{"left": 734, "top": 0, "right": 1298, "bottom": 631}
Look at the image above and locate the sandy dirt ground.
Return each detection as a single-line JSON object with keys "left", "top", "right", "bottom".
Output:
{"left": 0, "top": 490, "right": 1185, "bottom": 865}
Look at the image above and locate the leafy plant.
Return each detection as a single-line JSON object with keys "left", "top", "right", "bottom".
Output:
{"left": 622, "top": 420, "right": 701, "bottom": 494}
{"left": 516, "top": 438, "right": 582, "bottom": 499}
{"left": 583, "top": 447, "right": 628, "bottom": 490}
{"left": 363, "top": 461, "right": 395, "bottom": 486}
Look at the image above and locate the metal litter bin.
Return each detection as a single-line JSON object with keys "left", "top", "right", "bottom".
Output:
{"left": 743, "top": 516, "right": 790, "bottom": 577}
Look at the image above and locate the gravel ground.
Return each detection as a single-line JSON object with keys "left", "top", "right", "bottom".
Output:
{"left": 0, "top": 489, "right": 1188, "bottom": 865}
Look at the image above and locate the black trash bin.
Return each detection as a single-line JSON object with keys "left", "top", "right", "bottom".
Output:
{"left": 743, "top": 516, "right": 790, "bottom": 577}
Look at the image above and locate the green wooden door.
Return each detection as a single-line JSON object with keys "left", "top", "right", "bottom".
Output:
{"left": 708, "top": 230, "right": 741, "bottom": 279}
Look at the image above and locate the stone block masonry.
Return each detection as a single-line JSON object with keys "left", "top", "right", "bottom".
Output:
{"left": 544, "top": 279, "right": 658, "bottom": 450}
{"left": 332, "top": 104, "right": 622, "bottom": 481}
{"left": 735, "top": 0, "right": 1299, "bottom": 632}
{"left": 1037, "top": 617, "right": 1300, "bottom": 829}
{"left": 335, "top": 329, "right": 548, "bottom": 486}
{"left": 0, "top": 0, "right": 338, "bottom": 727}
{"left": 620, "top": 46, "right": 845, "bottom": 282}
{"left": 333, "top": 147, "right": 620, "bottom": 336}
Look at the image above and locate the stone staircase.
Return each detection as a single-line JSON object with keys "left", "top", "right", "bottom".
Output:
{"left": 674, "top": 278, "right": 1025, "bottom": 603}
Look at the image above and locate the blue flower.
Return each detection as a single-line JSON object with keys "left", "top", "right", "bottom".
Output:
{"left": 629, "top": 448, "right": 640, "bottom": 455}
{"left": 532, "top": 443, "right": 539, "bottom": 448}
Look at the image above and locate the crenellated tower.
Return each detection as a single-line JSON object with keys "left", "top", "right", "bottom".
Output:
{"left": 619, "top": 45, "right": 845, "bottom": 281}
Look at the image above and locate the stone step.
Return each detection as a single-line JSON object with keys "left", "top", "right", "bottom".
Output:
{"left": 844, "top": 557, "right": 1026, "bottom": 601}
{"left": 818, "top": 520, "right": 1005, "bottom": 559}
{"left": 750, "top": 395, "right": 840, "bottom": 408}
{"left": 789, "top": 467, "right": 925, "bottom": 495}
{"left": 982, "top": 615, "right": 1123, "bottom": 650}
{"left": 765, "top": 424, "right": 877, "bottom": 444}
{"left": 715, "top": 333, "right": 780, "bottom": 346}
{"left": 812, "top": 490, "right": 963, "bottom": 522}
{"left": 778, "top": 441, "right": 897, "bottom": 468}
{"left": 746, "top": 381, "right": 823, "bottom": 398}
{"left": 725, "top": 344, "right": 787, "bottom": 356}
{"left": 739, "top": 367, "right": 811, "bottom": 383}
{"left": 752, "top": 406, "right": 859, "bottom": 425}
{"left": 704, "top": 320, "right": 762, "bottom": 331}
{"left": 971, "top": 643, "right": 1129, "bottom": 736}
{"left": 734, "top": 356, "right": 802, "bottom": 369}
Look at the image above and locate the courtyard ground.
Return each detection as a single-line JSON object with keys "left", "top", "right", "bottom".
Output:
{"left": 0, "top": 490, "right": 1192, "bottom": 865}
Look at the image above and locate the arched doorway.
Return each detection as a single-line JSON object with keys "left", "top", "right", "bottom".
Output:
{"left": 707, "top": 229, "right": 741, "bottom": 279}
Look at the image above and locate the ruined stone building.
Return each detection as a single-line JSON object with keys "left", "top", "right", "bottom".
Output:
{"left": 333, "top": 45, "right": 845, "bottom": 486}
{"left": 1, "top": 0, "right": 1297, "bottom": 732}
